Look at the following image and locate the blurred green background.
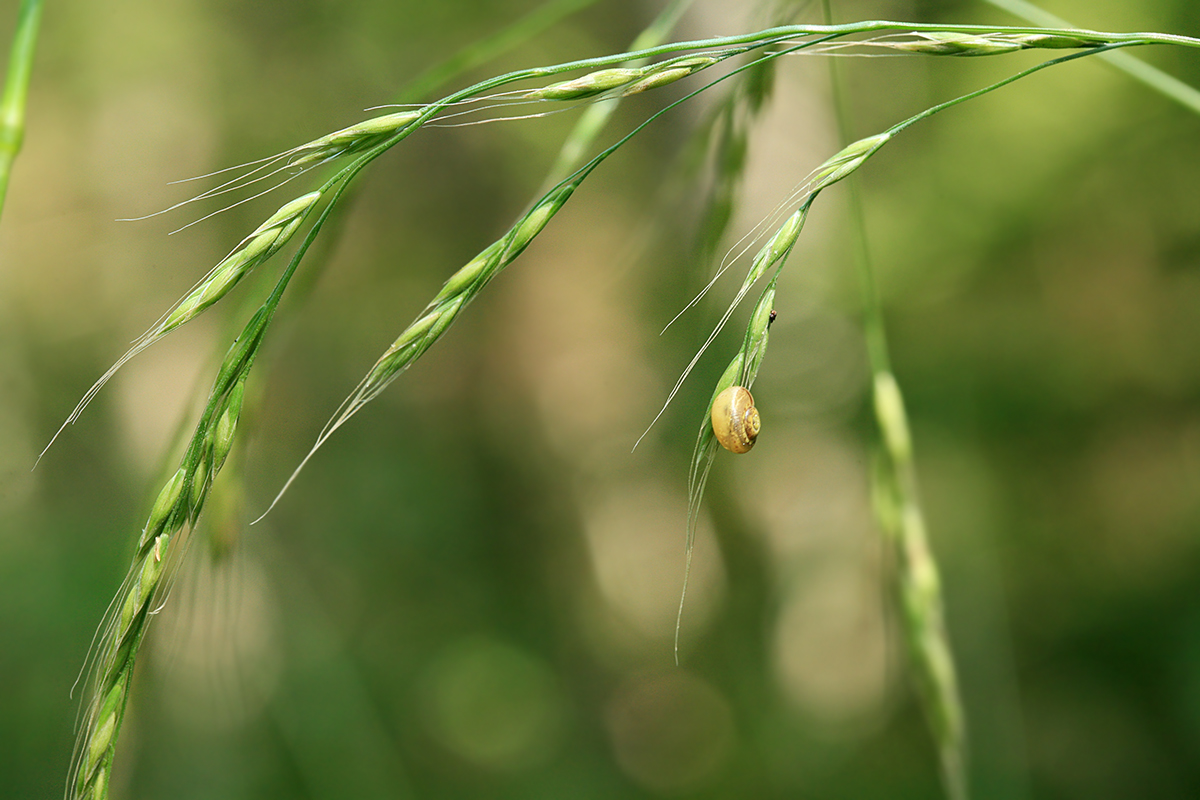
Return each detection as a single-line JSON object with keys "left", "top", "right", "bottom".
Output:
{"left": 3, "top": 0, "right": 1200, "bottom": 798}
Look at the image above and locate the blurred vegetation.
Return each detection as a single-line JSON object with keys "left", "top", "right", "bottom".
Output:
{"left": 2, "top": 1, "right": 1199, "bottom": 798}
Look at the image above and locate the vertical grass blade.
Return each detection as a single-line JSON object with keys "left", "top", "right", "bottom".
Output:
{"left": 0, "top": 0, "right": 42, "bottom": 220}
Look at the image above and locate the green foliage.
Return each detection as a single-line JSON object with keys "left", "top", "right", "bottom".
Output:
{"left": 4, "top": 2, "right": 1200, "bottom": 799}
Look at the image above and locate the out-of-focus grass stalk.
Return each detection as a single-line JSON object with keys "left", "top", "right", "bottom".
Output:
{"left": 984, "top": 0, "right": 1200, "bottom": 115}
{"left": 871, "top": 372, "right": 967, "bottom": 800}
{"left": 822, "top": 2, "right": 966, "bottom": 797}
{"left": 0, "top": 0, "right": 42, "bottom": 220}
{"left": 544, "top": 0, "right": 694, "bottom": 183}
{"left": 395, "top": 0, "right": 600, "bottom": 105}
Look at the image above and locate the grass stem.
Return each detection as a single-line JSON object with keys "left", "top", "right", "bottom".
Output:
{"left": 0, "top": 0, "right": 42, "bottom": 220}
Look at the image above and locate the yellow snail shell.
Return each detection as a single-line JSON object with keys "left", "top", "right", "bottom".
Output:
{"left": 711, "top": 386, "right": 760, "bottom": 454}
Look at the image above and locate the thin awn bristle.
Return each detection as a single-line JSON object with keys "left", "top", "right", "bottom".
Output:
{"left": 428, "top": 107, "right": 572, "bottom": 129}
{"left": 658, "top": 189, "right": 796, "bottom": 336}
{"left": 166, "top": 175, "right": 311, "bottom": 235}
{"left": 128, "top": 106, "right": 428, "bottom": 225}
{"left": 122, "top": 153, "right": 307, "bottom": 222}
{"left": 632, "top": 282, "right": 753, "bottom": 452}
{"left": 166, "top": 151, "right": 291, "bottom": 185}
{"left": 251, "top": 379, "right": 366, "bottom": 525}
{"left": 422, "top": 89, "right": 625, "bottom": 129}
{"left": 365, "top": 90, "right": 529, "bottom": 113}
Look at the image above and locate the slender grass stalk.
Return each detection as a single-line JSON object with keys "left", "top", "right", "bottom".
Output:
{"left": 0, "top": 0, "right": 42, "bottom": 220}
{"left": 871, "top": 372, "right": 966, "bottom": 800}
{"left": 983, "top": 0, "right": 1200, "bottom": 115}
{"left": 822, "top": 2, "right": 964, "bottom": 796}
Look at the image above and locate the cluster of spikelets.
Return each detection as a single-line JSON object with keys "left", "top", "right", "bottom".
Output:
{"left": 55, "top": 18, "right": 1200, "bottom": 800}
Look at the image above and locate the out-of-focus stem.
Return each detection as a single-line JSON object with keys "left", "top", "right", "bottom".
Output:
{"left": 821, "top": 3, "right": 967, "bottom": 798}
{"left": 0, "top": 0, "right": 43, "bottom": 220}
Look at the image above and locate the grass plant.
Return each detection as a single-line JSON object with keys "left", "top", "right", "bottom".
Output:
{"left": 28, "top": 6, "right": 1200, "bottom": 798}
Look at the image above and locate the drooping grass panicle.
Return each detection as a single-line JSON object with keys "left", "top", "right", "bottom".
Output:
{"left": 676, "top": 273, "right": 780, "bottom": 663}
{"left": 66, "top": 162, "right": 324, "bottom": 795}
{"left": 68, "top": 27, "right": 780, "bottom": 793}
{"left": 37, "top": 191, "right": 320, "bottom": 466}
{"left": 257, "top": 26, "right": 831, "bottom": 519}
{"left": 254, "top": 173, "right": 584, "bottom": 522}
{"left": 639, "top": 199, "right": 809, "bottom": 452}
{"left": 670, "top": 36, "right": 1129, "bottom": 665}
{"left": 658, "top": 33, "right": 1138, "bottom": 429}
{"left": 68, "top": 293, "right": 267, "bottom": 800}
{"left": 684, "top": 277, "right": 779, "bottom": 550}
{"left": 64, "top": 122, "right": 374, "bottom": 795}
{"left": 57, "top": 15, "right": 1200, "bottom": 798}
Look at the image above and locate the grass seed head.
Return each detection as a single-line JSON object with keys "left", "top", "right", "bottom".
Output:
{"left": 383, "top": 308, "right": 441, "bottom": 360}
{"left": 622, "top": 56, "right": 718, "bottom": 96}
{"left": 744, "top": 287, "right": 776, "bottom": 378}
{"left": 139, "top": 467, "right": 186, "bottom": 548}
{"left": 253, "top": 190, "right": 321, "bottom": 235}
{"left": 743, "top": 208, "right": 806, "bottom": 289}
{"left": 873, "top": 371, "right": 912, "bottom": 464}
{"left": 622, "top": 66, "right": 693, "bottom": 95}
{"left": 813, "top": 132, "right": 892, "bottom": 191}
{"left": 290, "top": 113, "right": 421, "bottom": 166}
{"left": 211, "top": 380, "right": 245, "bottom": 474}
{"left": 325, "top": 110, "right": 422, "bottom": 143}
{"left": 160, "top": 192, "right": 318, "bottom": 335}
{"left": 83, "top": 711, "right": 116, "bottom": 783}
{"left": 429, "top": 241, "right": 504, "bottom": 307}
{"left": 507, "top": 185, "right": 575, "bottom": 257}
{"left": 189, "top": 457, "right": 210, "bottom": 521}
{"left": 709, "top": 354, "right": 746, "bottom": 410}
{"left": 897, "top": 32, "right": 1025, "bottom": 56}
{"left": 1015, "top": 32, "right": 1106, "bottom": 49}
{"left": 528, "top": 68, "right": 644, "bottom": 101}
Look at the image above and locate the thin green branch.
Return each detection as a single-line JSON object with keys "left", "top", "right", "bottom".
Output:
{"left": 983, "top": 0, "right": 1200, "bottom": 115}
{"left": 0, "top": 0, "right": 42, "bottom": 220}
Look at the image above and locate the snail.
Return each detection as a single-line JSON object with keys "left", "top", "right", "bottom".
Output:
{"left": 711, "top": 386, "right": 760, "bottom": 453}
